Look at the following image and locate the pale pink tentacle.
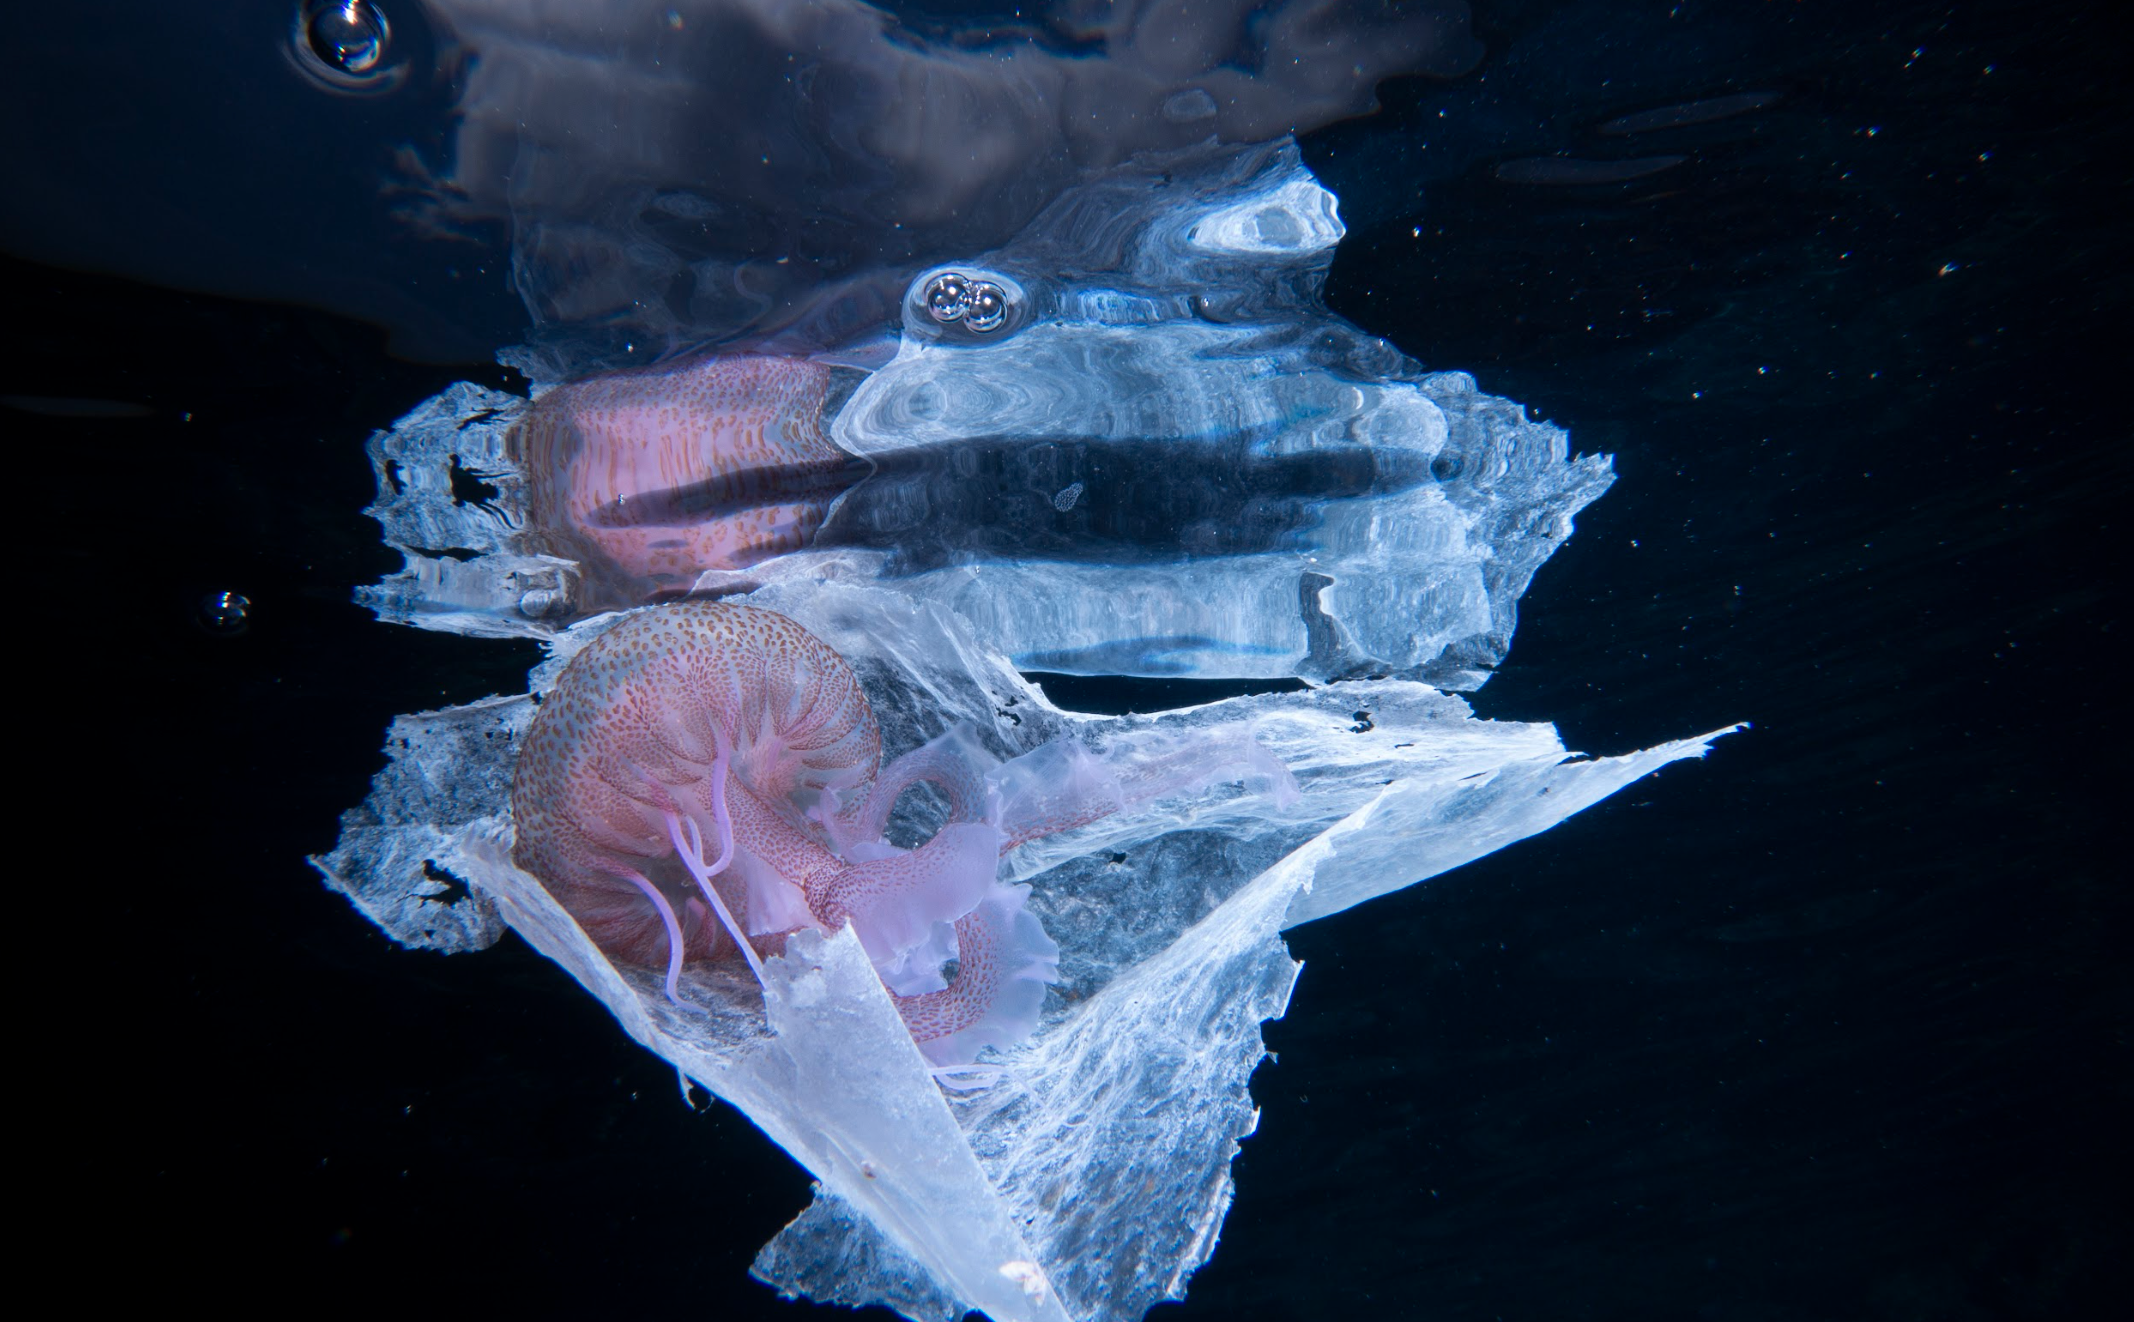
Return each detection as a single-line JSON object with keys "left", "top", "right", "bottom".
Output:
{"left": 665, "top": 809, "right": 767, "bottom": 987}
{"left": 604, "top": 865, "right": 691, "bottom": 1006}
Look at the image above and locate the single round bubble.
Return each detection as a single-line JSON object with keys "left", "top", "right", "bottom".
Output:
{"left": 924, "top": 273, "right": 971, "bottom": 323}
{"left": 311, "top": 3, "right": 386, "bottom": 73}
{"left": 198, "top": 589, "right": 251, "bottom": 636}
{"left": 288, "top": 1, "right": 400, "bottom": 93}
{"left": 963, "top": 281, "right": 1009, "bottom": 332}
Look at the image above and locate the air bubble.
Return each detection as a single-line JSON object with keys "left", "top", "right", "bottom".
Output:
{"left": 921, "top": 272, "right": 1013, "bottom": 333}
{"left": 963, "top": 281, "right": 1008, "bottom": 332}
{"left": 198, "top": 589, "right": 252, "bottom": 637}
{"left": 289, "top": 2, "right": 402, "bottom": 93}
{"left": 309, "top": 2, "right": 386, "bottom": 73}
{"left": 924, "top": 273, "right": 972, "bottom": 323}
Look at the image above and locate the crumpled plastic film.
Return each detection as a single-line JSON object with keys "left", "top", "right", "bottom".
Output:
{"left": 312, "top": 579, "right": 1736, "bottom": 1321}
{"left": 353, "top": 142, "right": 1612, "bottom": 688}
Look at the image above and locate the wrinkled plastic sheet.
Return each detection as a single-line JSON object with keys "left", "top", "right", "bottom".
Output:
{"left": 357, "top": 143, "right": 1611, "bottom": 688}
{"left": 313, "top": 579, "right": 1735, "bottom": 1322}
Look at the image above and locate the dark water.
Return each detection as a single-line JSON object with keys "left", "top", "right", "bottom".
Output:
{"left": 12, "top": 2, "right": 2124, "bottom": 1318}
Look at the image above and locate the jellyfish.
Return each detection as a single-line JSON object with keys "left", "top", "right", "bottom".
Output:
{"left": 318, "top": 575, "right": 1737, "bottom": 1321}
{"left": 513, "top": 597, "right": 1299, "bottom": 1068}
{"left": 317, "top": 91, "right": 1738, "bottom": 1322}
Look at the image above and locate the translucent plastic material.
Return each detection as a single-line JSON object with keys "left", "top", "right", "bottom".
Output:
{"left": 357, "top": 144, "right": 1612, "bottom": 688}
{"left": 313, "top": 580, "right": 1737, "bottom": 1322}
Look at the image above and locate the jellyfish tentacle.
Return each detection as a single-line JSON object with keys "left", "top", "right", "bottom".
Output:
{"left": 602, "top": 864, "right": 691, "bottom": 1006}
{"left": 665, "top": 808, "right": 768, "bottom": 987}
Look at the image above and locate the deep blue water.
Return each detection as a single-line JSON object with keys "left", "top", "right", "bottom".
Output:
{"left": 8, "top": 3, "right": 2123, "bottom": 1318}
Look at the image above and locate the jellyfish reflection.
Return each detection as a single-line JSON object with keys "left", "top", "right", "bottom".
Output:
{"left": 509, "top": 355, "right": 866, "bottom": 606}
{"left": 363, "top": 143, "right": 1611, "bottom": 687}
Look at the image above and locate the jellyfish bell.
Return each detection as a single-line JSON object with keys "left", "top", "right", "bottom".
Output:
{"left": 513, "top": 599, "right": 1048, "bottom": 1063}
{"left": 509, "top": 600, "right": 877, "bottom": 984}
{"left": 494, "top": 268, "right": 1033, "bottom": 618}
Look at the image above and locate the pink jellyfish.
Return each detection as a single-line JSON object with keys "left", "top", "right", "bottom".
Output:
{"left": 511, "top": 600, "right": 1079, "bottom": 1065}
{"left": 509, "top": 355, "right": 864, "bottom": 612}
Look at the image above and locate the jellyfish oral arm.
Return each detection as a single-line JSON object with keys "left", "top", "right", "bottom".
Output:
{"left": 894, "top": 887, "right": 1060, "bottom": 1068}
{"left": 838, "top": 725, "right": 997, "bottom": 847}
{"left": 807, "top": 822, "right": 1005, "bottom": 969}
{"left": 804, "top": 720, "right": 1295, "bottom": 1060}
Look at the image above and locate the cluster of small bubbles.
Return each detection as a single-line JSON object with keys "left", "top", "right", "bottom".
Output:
{"left": 197, "top": 589, "right": 252, "bottom": 637}
{"left": 922, "top": 272, "right": 1011, "bottom": 333}
{"left": 289, "top": 1, "right": 399, "bottom": 92}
